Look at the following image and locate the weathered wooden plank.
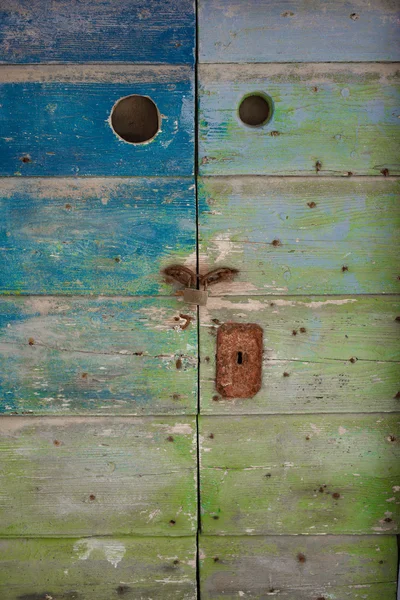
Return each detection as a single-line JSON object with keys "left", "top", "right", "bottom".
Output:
{"left": 0, "top": 536, "right": 197, "bottom": 599}
{"left": 199, "top": 64, "right": 400, "bottom": 176}
{"left": 200, "top": 535, "right": 398, "bottom": 600}
{"left": 199, "top": 414, "right": 400, "bottom": 534}
{"left": 0, "top": 65, "right": 194, "bottom": 177}
{"left": 0, "top": 416, "right": 197, "bottom": 536}
{"left": 199, "top": 0, "right": 400, "bottom": 63}
{"left": 0, "top": 0, "right": 195, "bottom": 65}
{"left": 198, "top": 177, "right": 400, "bottom": 295}
{"left": 0, "top": 296, "right": 197, "bottom": 415}
{"left": 200, "top": 295, "right": 400, "bottom": 413}
{"left": 0, "top": 178, "right": 195, "bottom": 295}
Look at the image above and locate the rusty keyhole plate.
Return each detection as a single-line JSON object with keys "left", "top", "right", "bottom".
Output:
{"left": 216, "top": 323, "right": 263, "bottom": 398}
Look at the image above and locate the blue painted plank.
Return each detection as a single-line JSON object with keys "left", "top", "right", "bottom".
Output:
{"left": 0, "top": 178, "right": 195, "bottom": 295}
{"left": 199, "top": 0, "right": 400, "bottom": 63}
{"left": 0, "top": 65, "right": 194, "bottom": 177}
{"left": 0, "top": 296, "right": 197, "bottom": 415}
{"left": 0, "top": 0, "right": 195, "bottom": 64}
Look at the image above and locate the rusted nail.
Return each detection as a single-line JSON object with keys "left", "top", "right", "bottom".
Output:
{"left": 299, "top": 327, "right": 306, "bottom": 333}
{"left": 349, "top": 357, "right": 357, "bottom": 363}
{"left": 307, "top": 201, "right": 317, "bottom": 208}
{"left": 283, "top": 372, "right": 290, "bottom": 377}
{"left": 167, "top": 436, "right": 174, "bottom": 442}
{"left": 315, "top": 160, "right": 322, "bottom": 173}
{"left": 297, "top": 553, "right": 306, "bottom": 563}
{"left": 270, "top": 130, "right": 280, "bottom": 136}
{"left": 28, "top": 337, "right": 35, "bottom": 345}
{"left": 380, "top": 168, "right": 389, "bottom": 176}
{"left": 342, "top": 265, "right": 349, "bottom": 272}
{"left": 176, "top": 358, "right": 183, "bottom": 369}
{"left": 89, "top": 494, "right": 96, "bottom": 501}
{"left": 271, "top": 239, "right": 282, "bottom": 247}
{"left": 332, "top": 492, "right": 341, "bottom": 499}
{"left": 20, "top": 155, "right": 31, "bottom": 163}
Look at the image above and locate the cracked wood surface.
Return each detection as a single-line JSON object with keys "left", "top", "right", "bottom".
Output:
{"left": 0, "top": 297, "right": 197, "bottom": 415}
{"left": 199, "top": 295, "right": 400, "bottom": 414}
{"left": 199, "top": 414, "right": 400, "bottom": 535}
{"left": 0, "top": 178, "right": 195, "bottom": 295}
{"left": 0, "top": 536, "right": 197, "bottom": 599}
{"left": 198, "top": 177, "right": 400, "bottom": 295}
{"left": 0, "top": 65, "right": 194, "bottom": 177}
{"left": 199, "top": 64, "right": 400, "bottom": 176}
{"left": 199, "top": 535, "right": 398, "bottom": 600}
{"left": 0, "top": 416, "right": 197, "bottom": 536}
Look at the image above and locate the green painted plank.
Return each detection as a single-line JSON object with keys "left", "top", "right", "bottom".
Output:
{"left": 0, "top": 178, "right": 195, "bottom": 295}
{"left": 0, "top": 65, "right": 194, "bottom": 177}
{"left": 199, "top": 0, "right": 400, "bottom": 63}
{"left": 199, "top": 64, "right": 400, "bottom": 176}
{"left": 200, "top": 414, "right": 400, "bottom": 534}
{"left": 198, "top": 177, "right": 400, "bottom": 295}
{"left": 0, "top": 536, "right": 197, "bottom": 599}
{"left": 0, "top": 416, "right": 197, "bottom": 536}
{"left": 200, "top": 535, "right": 398, "bottom": 600}
{"left": 200, "top": 294, "right": 400, "bottom": 413}
{"left": 0, "top": 297, "right": 197, "bottom": 415}
{"left": 0, "top": 0, "right": 195, "bottom": 64}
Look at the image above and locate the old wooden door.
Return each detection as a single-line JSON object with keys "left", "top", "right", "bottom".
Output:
{"left": 0, "top": 1, "right": 399, "bottom": 599}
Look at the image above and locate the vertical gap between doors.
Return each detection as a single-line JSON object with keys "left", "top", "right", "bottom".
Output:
{"left": 194, "top": 0, "right": 201, "bottom": 598}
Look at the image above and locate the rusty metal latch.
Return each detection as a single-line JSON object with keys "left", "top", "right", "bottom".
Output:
{"left": 216, "top": 323, "right": 263, "bottom": 398}
{"left": 163, "top": 265, "right": 238, "bottom": 306}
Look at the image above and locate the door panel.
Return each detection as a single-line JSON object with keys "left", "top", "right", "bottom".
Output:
{"left": 199, "top": 0, "right": 400, "bottom": 63}
{"left": 199, "top": 64, "right": 399, "bottom": 176}
{"left": 0, "top": 537, "right": 197, "bottom": 600}
{"left": 0, "top": 416, "right": 197, "bottom": 536}
{"left": 200, "top": 414, "right": 400, "bottom": 535}
{"left": 198, "top": 177, "right": 400, "bottom": 295}
{"left": 1, "top": 178, "right": 195, "bottom": 295}
{"left": 0, "top": 65, "right": 194, "bottom": 177}
{"left": 200, "top": 295, "right": 400, "bottom": 414}
{"left": 200, "top": 535, "right": 398, "bottom": 600}
{"left": 0, "top": 297, "right": 197, "bottom": 415}
{"left": 0, "top": 0, "right": 195, "bottom": 65}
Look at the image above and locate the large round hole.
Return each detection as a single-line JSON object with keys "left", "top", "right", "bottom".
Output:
{"left": 238, "top": 93, "right": 273, "bottom": 127}
{"left": 110, "top": 95, "right": 160, "bottom": 144}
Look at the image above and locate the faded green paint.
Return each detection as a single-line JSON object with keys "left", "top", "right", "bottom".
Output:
{"left": 200, "top": 535, "right": 398, "bottom": 599}
{"left": 199, "top": 64, "right": 400, "bottom": 176}
{"left": 200, "top": 295, "right": 400, "bottom": 413}
{"left": 198, "top": 177, "right": 400, "bottom": 295}
{"left": 200, "top": 414, "right": 400, "bottom": 534}
{"left": 0, "top": 417, "right": 197, "bottom": 536}
{"left": 0, "top": 297, "right": 197, "bottom": 414}
{"left": 0, "top": 537, "right": 197, "bottom": 599}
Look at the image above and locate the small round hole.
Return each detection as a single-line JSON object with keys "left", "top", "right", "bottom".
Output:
{"left": 238, "top": 93, "right": 273, "bottom": 127}
{"left": 110, "top": 95, "right": 160, "bottom": 144}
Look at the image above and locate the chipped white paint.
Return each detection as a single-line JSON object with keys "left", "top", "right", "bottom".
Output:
{"left": 73, "top": 539, "right": 126, "bottom": 568}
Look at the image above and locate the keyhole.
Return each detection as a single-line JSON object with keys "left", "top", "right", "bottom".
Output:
{"left": 237, "top": 351, "right": 243, "bottom": 365}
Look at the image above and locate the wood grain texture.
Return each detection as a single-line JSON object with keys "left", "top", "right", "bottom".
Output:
{"left": 199, "top": 64, "right": 400, "bottom": 176}
{"left": 0, "top": 296, "right": 197, "bottom": 415}
{"left": 198, "top": 177, "right": 400, "bottom": 295}
{"left": 199, "top": 0, "right": 400, "bottom": 63}
{"left": 0, "top": 416, "right": 197, "bottom": 536}
{"left": 0, "top": 0, "right": 195, "bottom": 64}
{"left": 0, "top": 65, "right": 194, "bottom": 177}
{"left": 200, "top": 296, "right": 400, "bottom": 415}
{"left": 200, "top": 295, "right": 400, "bottom": 414}
{"left": 199, "top": 414, "right": 400, "bottom": 535}
{"left": 0, "top": 178, "right": 195, "bottom": 295}
{"left": 0, "top": 536, "right": 197, "bottom": 599}
{"left": 200, "top": 535, "right": 398, "bottom": 600}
